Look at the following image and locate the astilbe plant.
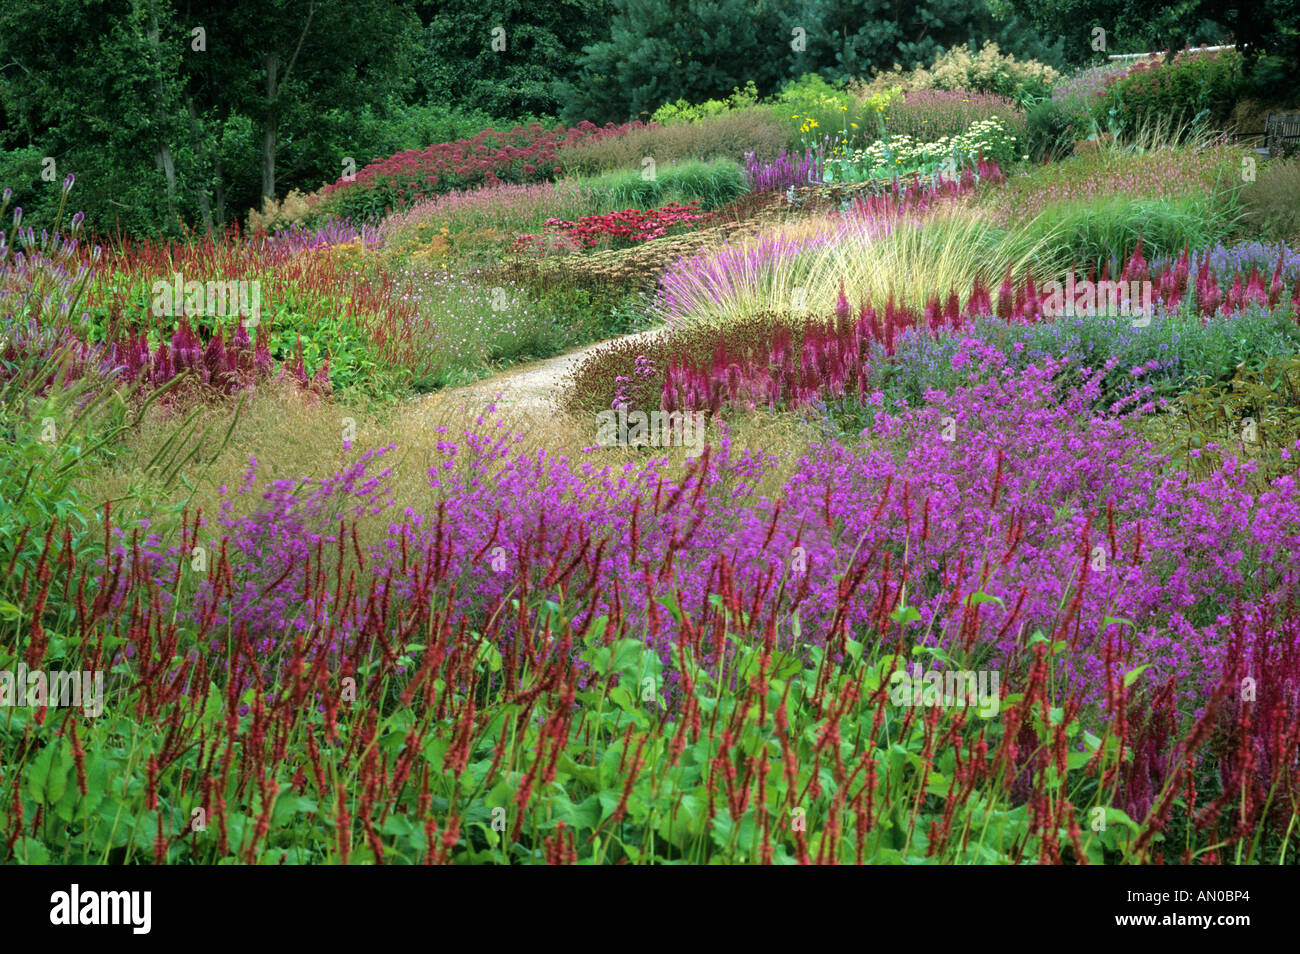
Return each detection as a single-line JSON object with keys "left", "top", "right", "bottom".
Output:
{"left": 83, "top": 222, "right": 432, "bottom": 391}
{"left": 651, "top": 240, "right": 1300, "bottom": 415}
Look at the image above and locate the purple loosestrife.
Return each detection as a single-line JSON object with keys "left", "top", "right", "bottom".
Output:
{"left": 113, "top": 344, "right": 1300, "bottom": 731}
{"left": 743, "top": 148, "right": 824, "bottom": 192}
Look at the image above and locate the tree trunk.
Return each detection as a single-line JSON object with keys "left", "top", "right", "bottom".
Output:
{"left": 187, "top": 97, "right": 214, "bottom": 237}
{"left": 148, "top": 10, "right": 181, "bottom": 230}
{"left": 155, "top": 144, "right": 179, "bottom": 226}
{"left": 261, "top": 51, "right": 279, "bottom": 202}
{"left": 259, "top": 5, "right": 315, "bottom": 204}
{"left": 214, "top": 157, "right": 227, "bottom": 230}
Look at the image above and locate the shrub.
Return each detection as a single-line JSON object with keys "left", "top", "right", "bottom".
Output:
{"left": 650, "top": 82, "right": 761, "bottom": 124}
{"left": 246, "top": 189, "right": 321, "bottom": 234}
{"left": 352, "top": 99, "right": 555, "bottom": 159}
{"left": 1025, "top": 98, "right": 1079, "bottom": 162}
{"left": 1093, "top": 49, "right": 1245, "bottom": 138}
{"left": 854, "top": 42, "right": 1059, "bottom": 107}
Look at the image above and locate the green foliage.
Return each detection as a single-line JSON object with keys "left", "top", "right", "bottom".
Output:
{"left": 0, "top": 581, "right": 1169, "bottom": 863}
{"left": 650, "top": 82, "right": 761, "bottom": 125}
{"left": 418, "top": 0, "right": 613, "bottom": 118}
{"left": 557, "top": 1, "right": 1065, "bottom": 123}
{"left": 1092, "top": 49, "right": 1245, "bottom": 138}
{"left": 354, "top": 100, "right": 554, "bottom": 160}
{"left": 555, "top": 0, "right": 789, "bottom": 123}
{"left": 573, "top": 159, "right": 750, "bottom": 212}
{"left": 402, "top": 270, "right": 651, "bottom": 390}
{"left": 777, "top": 74, "right": 897, "bottom": 153}
{"left": 1018, "top": 193, "right": 1240, "bottom": 275}
{"left": 1142, "top": 353, "right": 1300, "bottom": 483}
{"left": 0, "top": 147, "right": 61, "bottom": 231}
{"left": 1024, "top": 98, "right": 1080, "bottom": 161}
{"left": 795, "top": 2, "right": 1065, "bottom": 86}
{"left": 995, "top": 0, "right": 1234, "bottom": 66}
{"left": 0, "top": 0, "right": 422, "bottom": 238}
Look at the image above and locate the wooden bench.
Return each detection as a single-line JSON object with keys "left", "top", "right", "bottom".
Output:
{"left": 1263, "top": 113, "right": 1300, "bottom": 158}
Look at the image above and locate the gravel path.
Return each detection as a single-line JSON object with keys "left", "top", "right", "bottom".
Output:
{"left": 419, "top": 327, "right": 666, "bottom": 418}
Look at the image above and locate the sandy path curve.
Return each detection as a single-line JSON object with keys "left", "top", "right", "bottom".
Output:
{"left": 416, "top": 327, "right": 667, "bottom": 419}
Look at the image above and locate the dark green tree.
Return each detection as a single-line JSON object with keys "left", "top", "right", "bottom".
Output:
{"left": 556, "top": 0, "right": 789, "bottom": 123}
{"left": 0, "top": 0, "right": 197, "bottom": 235}
{"left": 179, "top": 0, "right": 421, "bottom": 205}
{"left": 557, "top": 0, "right": 1065, "bottom": 122}
{"left": 784, "top": 0, "right": 1064, "bottom": 82}
{"left": 419, "top": 0, "right": 612, "bottom": 118}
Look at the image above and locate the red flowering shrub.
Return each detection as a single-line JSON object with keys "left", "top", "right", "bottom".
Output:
{"left": 310, "top": 120, "right": 645, "bottom": 224}
{"left": 1092, "top": 48, "right": 1243, "bottom": 135}
{"left": 512, "top": 201, "right": 715, "bottom": 252}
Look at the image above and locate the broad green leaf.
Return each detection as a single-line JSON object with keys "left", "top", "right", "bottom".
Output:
{"left": 1123, "top": 664, "right": 1149, "bottom": 688}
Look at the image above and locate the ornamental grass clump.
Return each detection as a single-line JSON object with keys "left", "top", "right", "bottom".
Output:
{"left": 379, "top": 182, "right": 589, "bottom": 252}
{"left": 985, "top": 140, "right": 1241, "bottom": 223}
{"left": 656, "top": 200, "right": 1052, "bottom": 329}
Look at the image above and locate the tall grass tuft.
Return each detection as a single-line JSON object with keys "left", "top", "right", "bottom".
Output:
{"left": 558, "top": 109, "right": 790, "bottom": 177}
{"left": 1018, "top": 193, "right": 1239, "bottom": 276}
{"left": 656, "top": 207, "right": 1063, "bottom": 328}
{"left": 573, "top": 158, "right": 749, "bottom": 212}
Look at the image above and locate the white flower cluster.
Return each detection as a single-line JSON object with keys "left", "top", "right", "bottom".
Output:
{"left": 828, "top": 117, "right": 1017, "bottom": 177}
